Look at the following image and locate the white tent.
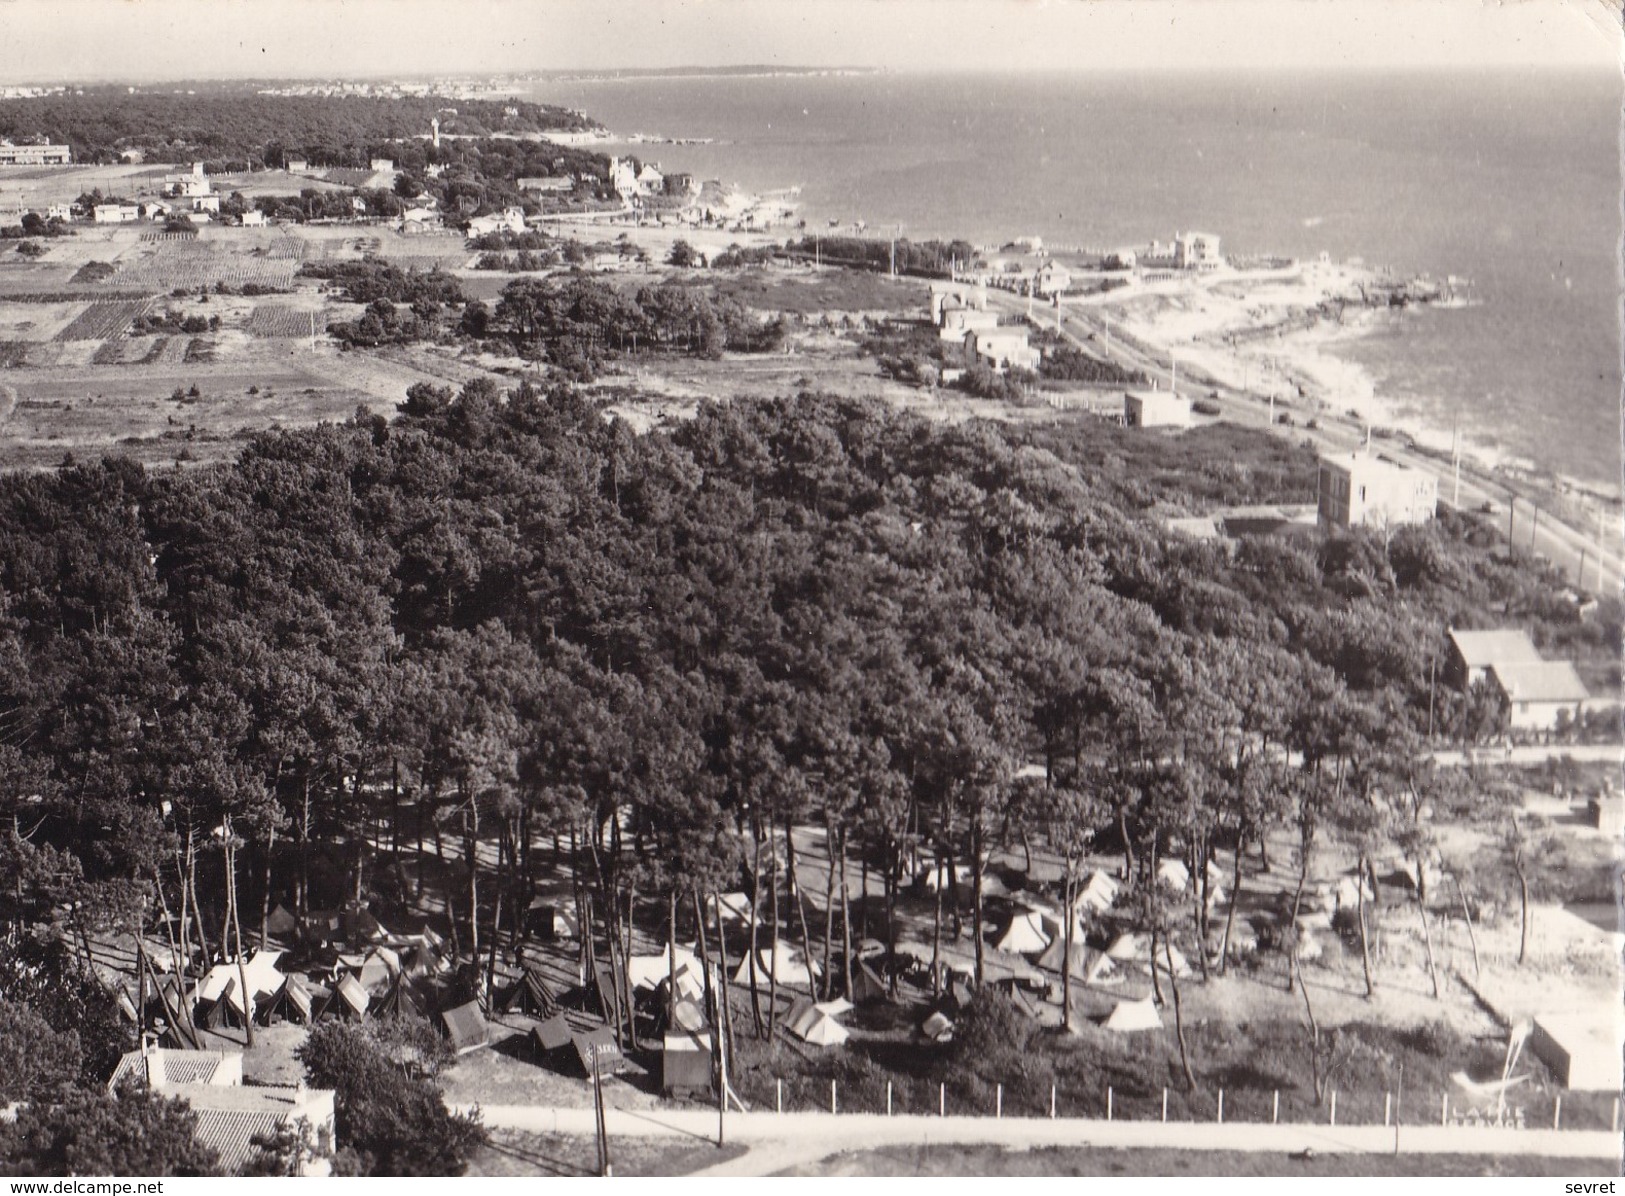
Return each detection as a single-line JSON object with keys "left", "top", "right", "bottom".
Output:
{"left": 1156, "top": 859, "right": 1190, "bottom": 892}
{"left": 1074, "top": 871, "right": 1120, "bottom": 914}
{"left": 921, "top": 1010, "right": 955, "bottom": 1042}
{"left": 815, "top": 997, "right": 854, "bottom": 1017}
{"left": 238, "top": 951, "right": 287, "bottom": 1004}
{"left": 708, "top": 892, "right": 753, "bottom": 925}
{"left": 919, "top": 862, "right": 972, "bottom": 893}
{"left": 1106, "top": 932, "right": 1145, "bottom": 961}
{"left": 994, "top": 910, "right": 1052, "bottom": 955}
{"left": 196, "top": 963, "right": 255, "bottom": 1019}
{"left": 628, "top": 944, "right": 703, "bottom": 992}
{"left": 980, "top": 872, "right": 1012, "bottom": 900}
{"left": 787, "top": 1001, "right": 849, "bottom": 1047}
{"left": 732, "top": 944, "right": 819, "bottom": 989}
{"left": 1103, "top": 997, "right": 1162, "bottom": 1032}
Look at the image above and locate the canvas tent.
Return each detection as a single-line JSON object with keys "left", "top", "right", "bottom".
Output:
{"left": 344, "top": 947, "right": 400, "bottom": 992}
{"left": 531, "top": 1013, "right": 573, "bottom": 1054}
{"left": 732, "top": 944, "right": 819, "bottom": 989}
{"left": 320, "top": 973, "right": 370, "bottom": 1021}
{"left": 850, "top": 961, "right": 890, "bottom": 1005}
{"left": 918, "top": 862, "right": 972, "bottom": 893}
{"left": 498, "top": 965, "right": 559, "bottom": 1018}
{"left": 994, "top": 910, "right": 1052, "bottom": 955}
{"left": 1103, "top": 997, "right": 1162, "bottom": 1032}
{"left": 260, "top": 974, "right": 315, "bottom": 1025}
{"left": 265, "top": 905, "right": 298, "bottom": 938}
{"left": 1036, "top": 940, "right": 1118, "bottom": 985}
{"left": 708, "top": 891, "right": 752, "bottom": 925}
{"left": 440, "top": 1000, "right": 490, "bottom": 1055}
{"left": 1074, "top": 871, "right": 1120, "bottom": 914}
{"left": 786, "top": 999, "right": 850, "bottom": 1048}
{"left": 196, "top": 977, "right": 242, "bottom": 1029}
{"left": 628, "top": 944, "right": 702, "bottom": 992}
{"left": 571, "top": 1026, "right": 625, "bottom": 1076}
{"left": 1156, "top": 859, "right": 1190, "bottom": 892}
{"left": 921, "top": 1010, "right": 954, "bottom": 1042}
{"left": 371, "top": 974, "right": 425, "bottom": 1019}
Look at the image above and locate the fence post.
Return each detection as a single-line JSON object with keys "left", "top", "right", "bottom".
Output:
{"left": 1384, "top": 1093, "right": 1391, "bottom": 1127}
{"left": 776, "top": 1079, "right": 783, "bottom": 1115}
{"left": 1440, "top": 1094, "right": 1448, "bottom": 1126}
{"left": 940, "top": 1082, "right": 946, "bottom": 1117}
{"left": 1050, "top": 1084, "right": 1056, "bottom": 1120}
{"left": 1272, "top": 1090, "right": 1279, "bottom": 1124}
{"left": 1329, "top": 1091, "right": 1337, "bottom": 1126}
{"left": 1553, "top": 1096, "right": 1561, "bottom": 1130}
{"left": 831, "top": 1079, "right": 837, "bottom": 1115}
{"left": 1161, "top": 1087, "right": 1168, "bottom": 1123}
{"left": 1107, "top": 1087, "right": 1113, "bottom": 1121}
{"left": 1217, "top": 1089, "right": 1224, "bottom": 1124}
{"left": 996, "top": 1084, "right": 1003, "bottom": 1119}
{"left": 886, "top": 1081, "right": 893, "bottom": 1117}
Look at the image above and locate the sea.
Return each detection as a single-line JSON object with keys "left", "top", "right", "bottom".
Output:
{"left": 524, "top": 69, "right": 1623, "bottom": 490}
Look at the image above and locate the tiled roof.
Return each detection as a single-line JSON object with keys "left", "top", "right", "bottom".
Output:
{"left": 1490, "top": 661, "right": 1590, "bottom": 704}
{"left": 107, "top": 1049, "right": 231, "bottom": 1093}
{"left": 1448, "top": 628, "right": 1542, "bottom": 669}
{"left": 191, "top": 1108, "right": 284, "bottom": 1173}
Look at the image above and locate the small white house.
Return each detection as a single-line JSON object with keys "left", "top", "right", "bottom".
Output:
{"left": 966, "top": 328, "right": 1040, "bottom": 372}
{"left": 93, "top": 204, "right": 141, "bottom": 224}
{"left": 369, "top": 158, "right": 395, "bottom": 172}
{"left": 240, "top": 210, "right": 267, "bottom": 227}
{"left": 285, "top": 157, "right": 309, "bottom": 173}
{"left": 1124, "top": 389, "right": 1194, "bottom": 429}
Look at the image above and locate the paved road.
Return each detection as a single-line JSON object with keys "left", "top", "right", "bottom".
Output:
{"left": 455, "top": 1103, "right": 1622, "bottom": 1174}
{"left": 986, "top": 286, "right": 1621, "bottom": 593}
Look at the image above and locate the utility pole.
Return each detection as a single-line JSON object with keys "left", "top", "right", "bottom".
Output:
{"left": 1530, "top": 505, "right": 1540, "bottom": 553}
{"left": 1507, "top": 497, "right": 1515, "bottom": 550}
{"left": 1451, "top": 423, "right": 1461, "bottom": 508}
{"left": 1598, "top": 506, "right": 1609, "bottom": 593}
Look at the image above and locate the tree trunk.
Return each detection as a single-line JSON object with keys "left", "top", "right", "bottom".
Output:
{"left": 787, "top": 823, "right": 817, "bottom": 999}
{"left": 1293, "top": 947, "right": 1328, "bottom": 1103}
{"left": 1287, "top": 834, "right": 1310, "bottom": 994}
{"left": 838, "top": 828, "right": 853, "bottom": 1003}
{"left": 1164, "top": 930, "right": 1195, "bottom": 1091}
{"left": 464, "top": 797, "right": 480, "bottom": 959}
{"left": 1061, "top": 863, "right": 1075, "bottom": 1033}
{"left": 710, "top": 889, "right": 737, "bottom": 1086}
{"left": 746, "top": 822, "right": 764, "bottom": 1038}
{"left": 1516, "top": 868, "right": 1530, "bottom": 966}
{"left": 1416, "top": 880, "right": 1440, "bottom": 999}
{"left": 821, "top": 817, "right": 836, "bottom": 1001}
{"left": 970, "top": 814, "right": 985, "bottom": 988}
{"left": 1217, "top": 828, "right": 1245, "bottom": 977}
{"left": 930, "top": 852, "right": 943, "bottom": 998}
{"left": 1355, "top": 850, "right": 1376, "bottom": 997}
{"left": 1192, "top": 840, "right": 1210, "bottom": 981}
{"left": 767, "top": 817, "right": 781, "bottom": 1041}
{"left": 1454, "top": 875, "right": 1481, "bottom": 979}
{"left": 226, "top": 829, "right": 255, "bottom": 1048}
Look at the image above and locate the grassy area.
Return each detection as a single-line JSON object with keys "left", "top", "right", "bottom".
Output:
{"left": 707, "top": 267, "right": 925, "bottom": 315}
{"left": 467, "top": 1129, "right": 744, "bottom": 1177}
{"left": 782, "top": 1144, "right": 1618, "bottom": 1177}
{"left": 726, "top": 993, "right": 1618, "bottom": 1132}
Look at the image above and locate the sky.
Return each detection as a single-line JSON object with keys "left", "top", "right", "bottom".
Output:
{"left": 0, "top": 0, "right": 1617, "bottom": 83}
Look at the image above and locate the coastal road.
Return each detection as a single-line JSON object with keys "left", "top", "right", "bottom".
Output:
{"left": 990, "top": 288, "right": 1622, "bottom": 594}
{"left": 455, "top": 1103, "right": 1623, "bottom": 1174}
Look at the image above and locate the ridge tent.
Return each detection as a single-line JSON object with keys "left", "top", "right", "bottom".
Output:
{"left": 339, "top": 907, "right": 388, "bottom": 946}
{"left": 526, "top": 899, "right": 559, "bottom": 941}
{"left": 371, "top": 974, "right": 426, "bottom": 1019}
{"left": 1156, "top": 860, "right": 1190, "bottom": 892}
{"left": 440, "top": 1000, "right": 490, "bottom": 1055}
{"left": 815, "top": 997, "right": 854, "bottom": 1018}
{"left": 261, "top": 973, "right": 315, "bottom": 1025}
{"left": 265, "top": 905, "right": 298, "bottom": 938}
{"left": 1074, "top": 871, "right": 1120, "bottom": 914}
{"left": 195, "top": 965, "right": 254, "bottom": 1025}
{"left": 320, "top": 973, "right": 370, "bottom": 1021}
{"left": 1103, "top": 996, "right": 1162, "bottom": 1032}
{"left": 350, "top": 947, "right": 400, "bottom": 992}
{"left": 920, "top": 1010, "right": 954, "bottom": 1042}
{"left": 531, "top": 1013, "right": 573, "bottom": 1054}
{"left": 732, "top": 944, "right": 819, "bottom": 989}
{"left": 571, "top": 1026, "right": 625, "bottom": 1077}
{"left": 400, "top": 941, "right": 446, "bottom": 978}
{"left": 1106, "top": 933, "right": 1145, "bottom": 961}
{"left": 850, "top": 961, "right": 890, "bottom": 1005}
{"left": 196, "top": 977, "right": 243, "bottom": 1029}
{"left": 708, "top": 892, "right": 752, "bottom": 925}
{"left": 1037, "top": 940, "right": 1115, "bottom": 984}
{"left": 994, "top": 910, "right": 1052, "bottom": 956}
{"left": 918, "top": 862, "right": 972, "bottom": 893}
{"left": 498, "top": 965, "right": 560, "bottom": 1018}
{"left": 628, "top": 944, "right": 702, "bottom": 992}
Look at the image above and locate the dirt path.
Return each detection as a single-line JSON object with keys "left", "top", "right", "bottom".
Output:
{"left": 455, "top": 1104, "right": 1622, "bottom": 1174}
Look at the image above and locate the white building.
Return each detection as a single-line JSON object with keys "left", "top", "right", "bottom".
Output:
{"left": 1445, "top": 627, "right": 1590, "bottom": 731}
{"left": 191, "top": 194, "right": 220, "bottom": 214}
{"left": 939, "top": 306, "right": 1000, "bottom": 340}
{"left": 966, "top": 328, "right": 1040, "bottom": 372}
{"left": 285, "top": 157, "right": 309, "bottom": 172}
{"left": 467, "top": 207, "right": 526, "bottom": 237}
{"left": 370, "top": 158, "right": 395, "bottom": 172}
{"left": 608, "top": 157, "right": 639, "bottom": 198}
{"left": 0, "top": 141, "right": 71, "bottom": 165}
{"left": 1173, "top": 231, "right": 1222, "bottom": 270}
{"left": 92, "top": 204, "right": 141, "bottom": 224}
{"left": 1033, "top": 260, "right": 1072, "bottom": 297}
{"left": 240, "top": 210, "right": 267, "bottom": 227}
{"left": 1316, "top": 450, "right": 1437, "bottom": 529}
{"left": 1124, "top": 389, "right": 1194, "bottom": 429}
